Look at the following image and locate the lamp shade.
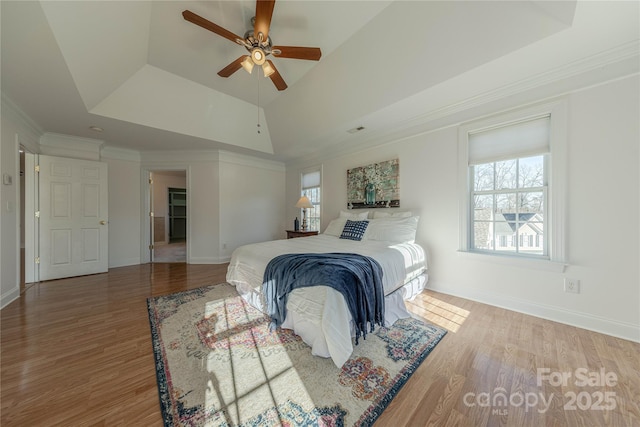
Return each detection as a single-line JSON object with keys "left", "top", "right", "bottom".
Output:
{"left": 262, "top": 61, "right": 275, "bottom": 78}
{"left": 295, "top": 196, "right": 313, "bottom": 209}
{"left": 241, "top": 56, "right": 254, "bottom": 74}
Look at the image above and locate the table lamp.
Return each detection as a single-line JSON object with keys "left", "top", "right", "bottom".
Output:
{"left": 295, "top": 195, "right": 314, "bottom": 231}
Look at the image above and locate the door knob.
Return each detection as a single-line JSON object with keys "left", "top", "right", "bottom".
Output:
{"left": 100, "top": 220, "right": 107, "bottom": 225}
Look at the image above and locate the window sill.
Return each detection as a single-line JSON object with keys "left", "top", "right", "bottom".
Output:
{"left": 457, "top": 250, "right": 567, "bottom": 273}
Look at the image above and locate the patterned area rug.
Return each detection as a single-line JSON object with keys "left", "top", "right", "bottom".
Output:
{"left": 147, "top": 283, "right": 447, "bottom": 426}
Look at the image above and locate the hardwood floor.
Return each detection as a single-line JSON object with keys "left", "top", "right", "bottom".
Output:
{"left": 1, "top": 264, "right": 638, "bottom": 426}
{"left": 153, "top": 241, "right": 187, "bottom": 263}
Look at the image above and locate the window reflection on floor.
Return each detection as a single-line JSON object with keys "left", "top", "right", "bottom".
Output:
{"left": 407, "top": 293, "right": 469, "bottom": 333}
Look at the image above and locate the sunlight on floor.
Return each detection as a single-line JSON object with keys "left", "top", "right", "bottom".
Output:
{"left": 406, "top": 293, "right": 469, "bottom": 333}
{"left": 203, "top": 297, "right": 312, "bottom": 424}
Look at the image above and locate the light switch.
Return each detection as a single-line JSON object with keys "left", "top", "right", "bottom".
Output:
{"left": 3, "top": 173, "right": 12, "bottom": 185}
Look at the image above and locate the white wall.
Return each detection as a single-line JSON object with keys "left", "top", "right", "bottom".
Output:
{"left": 286, "top": 75, "right": 640, "bottom": 342}
{"left": 218, "top": 152, "right": 286, "bottom": 262}
{"left": 1, "top": 110, "right": 21, "bottom": 308}
{"left": 1, "top": 97, "right": 41, "bottom": 308}
{"left": 187, "top": 160, "right": 220, "bottom": 263}
{"left": 102, "top": 154, "right": 142, "bottom": 268}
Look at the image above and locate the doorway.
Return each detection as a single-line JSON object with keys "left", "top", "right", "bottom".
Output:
{"left": 150, "top": 170, "right": 187, "bottom": 263}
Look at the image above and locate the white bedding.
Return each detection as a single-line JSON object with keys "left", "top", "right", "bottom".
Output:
{"left": 226, "top": 234, "right": 427, "bottom": 367}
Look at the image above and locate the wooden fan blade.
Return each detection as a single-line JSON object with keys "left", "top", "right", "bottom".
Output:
{"left": 183, "top": 10, "right": 242, "bottom": 44}
{"left": 266, "top": 60, "right": 287, "bottom": 91}
{"left": 272, "top": 46, "right": 321, "bottom": 61}
{"left": 218, "top": 56, "right": 248, "bottom": 77}
{"left": 254, "top": 0, "right": 276, "bottom": 41}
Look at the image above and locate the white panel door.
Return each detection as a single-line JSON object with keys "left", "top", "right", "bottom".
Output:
{"left": 39, "top": 155, "right": 108, "bottom": 281}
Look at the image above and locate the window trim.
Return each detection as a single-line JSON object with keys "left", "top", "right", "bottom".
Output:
{"left": 300, "top": 165, "right": 323, "bottom": 231}
{"left": 458, "top": 99, "right": 568, "bottom": 269}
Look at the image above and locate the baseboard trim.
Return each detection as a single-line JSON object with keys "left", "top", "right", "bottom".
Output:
{"left": 188, "top": 256, "right": 229, "bottom": 265}
{"left": 0, "top": 286, "right": 21, "bottom": 310}
{"left": 109, "top": 257, "right": 142, "bottom": 269}
{"left": 427, "top": 282, "right": 640, "bottom": 343}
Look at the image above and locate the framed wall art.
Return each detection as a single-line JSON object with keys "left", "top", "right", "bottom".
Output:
{"left": 347, "top": 159, "right": 399, "bottom": 209}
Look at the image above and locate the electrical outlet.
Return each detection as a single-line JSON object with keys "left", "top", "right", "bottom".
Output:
{"left": 564, "top": 278, "right": 580, "bottom": 294}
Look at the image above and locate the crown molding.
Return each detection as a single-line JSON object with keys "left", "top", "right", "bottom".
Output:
{"left": 140, "top": 149, "right": 219, "bottom": 164}
{"left": 100, "top": 146, "right": 141, "bottom": 162}
{"left": 219, "top": 150, "right": 285, "bottom": 172}
{"left": 293, "top": 41, "right": 640, "bottom": 168}
{"left": 39, "top": 132, "right": 104, "bottom": 161}
{"left": 399, "top": 40, "right": 640, "bottom": 131}
{"left": 139, "top": 149, "right": 285, "bottom": 172}
{"left": 1, "top": 93, "right": 43, "bottom": 151}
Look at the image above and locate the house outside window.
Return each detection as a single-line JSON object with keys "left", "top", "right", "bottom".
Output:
{"left": 301, "top": 168, "right": 321, "bottom": 231}
{"left": 472, "top": 151, "right": 547, "bottom": 257}
{"left": 458, "top": 100, "right": 568, "bottom": 266}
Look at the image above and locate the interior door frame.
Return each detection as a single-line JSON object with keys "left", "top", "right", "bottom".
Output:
{"left": 16, "top": 132, "right": 41, "bottom": 290}
{"left": 140, "top": 166, "right": 191, "bottom": 264}
{"left": 23, "top": 149, "right": 38, "bottom": 284}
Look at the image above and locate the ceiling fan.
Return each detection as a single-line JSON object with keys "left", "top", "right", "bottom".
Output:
{"left": 182, "top": 0, "right": 322, "bottom": 91}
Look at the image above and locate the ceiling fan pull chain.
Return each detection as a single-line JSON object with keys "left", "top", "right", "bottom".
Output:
{"left": 257, "top": 71, "right": 261, "bottom": 134}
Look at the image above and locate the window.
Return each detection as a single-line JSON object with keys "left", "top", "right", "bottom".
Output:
{"left": 301, "top": 168, "right": 321, "bottom": 231}
{"left": 458, "top": 100, "right": 568, "bottom": 267}
{"left": 472, "top": 151, "right": 547, "bottom": 257}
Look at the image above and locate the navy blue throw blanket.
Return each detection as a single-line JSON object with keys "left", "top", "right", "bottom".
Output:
{"left": 262, "top": 252, "right": 384, "bottom": 344}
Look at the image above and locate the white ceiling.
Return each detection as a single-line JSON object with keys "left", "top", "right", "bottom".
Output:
{"left": 2, "top": 1, "right": 638, "bottom": 162}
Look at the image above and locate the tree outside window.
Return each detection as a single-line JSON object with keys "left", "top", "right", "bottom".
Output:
{"left": 472, "top": 155, "right": 546, "bottom": 256}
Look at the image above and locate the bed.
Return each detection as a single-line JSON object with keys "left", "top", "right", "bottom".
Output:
{"left": 226, "top": 213, "right": 428, "bottom": 367}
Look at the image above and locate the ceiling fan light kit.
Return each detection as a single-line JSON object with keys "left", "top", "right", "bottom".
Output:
{"left": 261, "top": 61, "right": 275, "bottom": 78}
{"left": 241, "top": 56, "right": 255, "bottom": 74}
{"left": 240, "top": 54, "right": 275, "bottom": 78}
{"left": 182, "top": 0, "right": 321, "bottom": 91}
{"left": 250, "top": 48, "right": 266, "bottom": 66}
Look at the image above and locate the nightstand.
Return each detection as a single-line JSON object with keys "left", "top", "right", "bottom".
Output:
{"left": 286, "top": 230, "right": 319, "bottom": 239}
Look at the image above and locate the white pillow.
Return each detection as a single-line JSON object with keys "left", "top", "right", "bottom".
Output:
{"left": 365, "top": 216, "right": 420, "bottom": 243}
{"left": 323, "top": 218, "right": 348, "bottom": 236}
{"left": 372, "top": 210, "right": 413, "bottom": 219}
{"left": 339, "top": 210, "right": 369, "bottom": 220}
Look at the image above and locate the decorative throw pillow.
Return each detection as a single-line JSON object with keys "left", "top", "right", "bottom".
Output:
{"left": 323, "top": 218, "right": 348, "bottom": 236}
{"left": 340, "top": 219, "right": 369, "bottom": 241}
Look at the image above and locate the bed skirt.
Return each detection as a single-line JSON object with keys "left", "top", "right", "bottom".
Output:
{"left": 279, "top": 273, "right": 429, "bottom": 367}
